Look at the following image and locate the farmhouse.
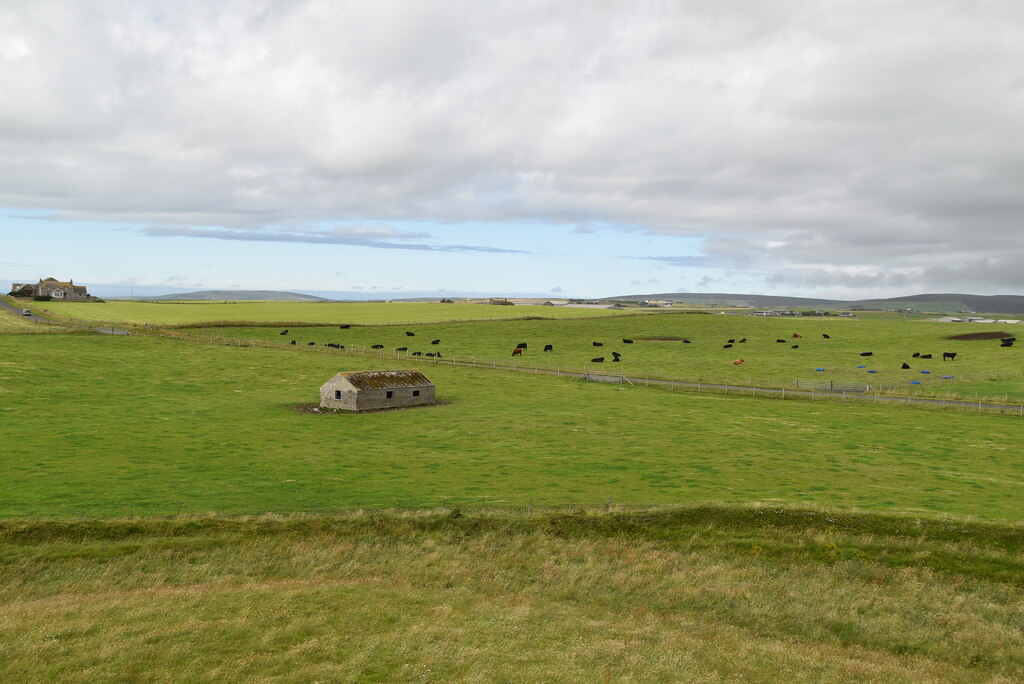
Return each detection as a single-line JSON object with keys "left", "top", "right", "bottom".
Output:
{"left": 319, "top": 369, "right": 435, "bottom": 411}
{"left": 9, "top": 277, "right": 97, "bottom": 301}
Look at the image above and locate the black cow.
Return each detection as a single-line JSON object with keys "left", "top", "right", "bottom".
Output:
{"left": 339, "top": 324, "right": 351, "bottom": 329}
{"left": 395, "top": 347, "right": 408, "bottom": 352}
{"left": 591, "top": 357, "right": 604, "bottom": 363}
{"left": 738, "top": 338, "right": 747, "bottom": 343}
{"left": 516, "top": 342, "right": 528, "bottom": 350}
{"left": 920, "top": 353, "right": 932, "bottom": 359}
{"left": 791, "top": 344, "right": 799, "bottom": 349}
{"left": 290, "top": 340, "right": 296, "bottom": 345}
{"left": 405, "top": 331, "right": 415, "bottom": 337}
{"left": 723, "top": 344, "right": 733, "bottom": 348}
{"left": 435, "top": 353, "right": 442, "bottom": 358}
{"left": 727, "top": 339, "right": 735, "bottom": 343}
{"left": 1003, "top": 337, "right": 1017, "bottom": 343}
{"left": 622, "top": 339, "right": 634, "bottom": 344}
{"left": 776, "top": 339, "right": 786, "bottom": 343}
{"left": 682, "top": 339, "right": 691, "bottom": 344}
{"left": 912, "top": 352, "right": 920, "bottom": 358}
{"left": 411, "top": 351, "right": 422, "bottom": 356}
{"left": 822, "top": 334, "right": 830, "bottom": 339}
{"left": 943, "top": 352, "right": 957, "bottom": 361}
{"left": 612, "top": 356, "right": 620, "bottom": 362}
{"left": 611, "top": 351, "right": 621, "bottom": 358}
{"left": 279, "top": 330, "right": 289, "bottom": 335}
{"left": 1001, "top": 341, "right": 1014, "bottom": 347}
{"left": 860, "top": 352, "right": 873, "bottom": 357}
{"left": 308, "top": 342, "right": 316, "bottom": 346}
{"left": 431, "top": 339, "right": 441, "bottom": 345}
{"left": 901, "top": 362, "right": 910, "bottom": 369}
{"left": 371, "top": 344, "right": 384, "bottom": 349}
{"left": 593, "top": 341, "right": 603, "bottom": 347}
{"left": 543, "top": 344, "right": 553, "bottom": 352}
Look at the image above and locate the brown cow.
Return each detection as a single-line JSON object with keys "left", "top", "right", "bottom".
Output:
{"left": 511, "top": 347, "right": 523, "bottom": 357}
{"left": 733, "top": 358, "right": 744, "bottom": 365}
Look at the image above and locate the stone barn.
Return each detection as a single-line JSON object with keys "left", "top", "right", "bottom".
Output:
{"left": 319, "top": 369, "right": 436, "bottom": 411}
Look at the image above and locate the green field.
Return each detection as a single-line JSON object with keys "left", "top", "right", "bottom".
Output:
{"left": 34, "top": 299, "right": 647, "bottom": 326}
{"left": 198, "top": 312, "right": 1024, "bottom": 400}
{"left": 3, "top": 311, "right": 1023, "bottom": 680}
{"left": 1, "top": 333, "right": 1021, "bottom": 520}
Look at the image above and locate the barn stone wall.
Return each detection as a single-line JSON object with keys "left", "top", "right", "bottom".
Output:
{"left": 319, "top": 378, "right": 435, "bottom": 411}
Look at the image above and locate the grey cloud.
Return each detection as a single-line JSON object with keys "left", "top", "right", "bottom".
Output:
{"left": 0, "top": 1, "right": 1021, "bottom": 296}
{"left": 141, "top": 227, "right": 528, "bottom": 254}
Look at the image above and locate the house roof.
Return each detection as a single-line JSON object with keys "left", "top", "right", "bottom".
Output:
{"left": 333, "top": 369, "right": 433, "bottom": 390}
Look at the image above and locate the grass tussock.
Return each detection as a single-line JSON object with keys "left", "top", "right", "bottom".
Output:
{"left": 1, "top": 506, "right": 1022, "bottom": 682}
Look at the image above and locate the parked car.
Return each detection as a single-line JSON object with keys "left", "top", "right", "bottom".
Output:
{"left": 21, "top": 309, "right": 31, "bottom": 316}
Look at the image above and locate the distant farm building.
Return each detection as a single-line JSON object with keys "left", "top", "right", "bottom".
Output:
{"left": 319, "top": 370, "right": 436, "bottom": 411}
{"left": 9, "top": 277, "right": 97, "bottom": 301}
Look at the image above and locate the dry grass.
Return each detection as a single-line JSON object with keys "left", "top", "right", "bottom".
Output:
{"left": 1, "top": 508, "right": 1022, "bottom": 682}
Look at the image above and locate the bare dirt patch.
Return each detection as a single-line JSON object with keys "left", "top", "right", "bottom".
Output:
{"left": 946, "top": 331, "right": 1013, "bottom": 341}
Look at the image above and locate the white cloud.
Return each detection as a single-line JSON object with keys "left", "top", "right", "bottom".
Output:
{"left": 1, "top": 0, "right": 1021, "bottom": 296}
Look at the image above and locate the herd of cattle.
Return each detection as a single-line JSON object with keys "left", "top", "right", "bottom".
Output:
{"left": 276, "top": 327, "right": 1017, "bottom": 370}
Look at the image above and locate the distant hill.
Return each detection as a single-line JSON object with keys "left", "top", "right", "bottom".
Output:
{"left": 140, "top": 290, "right": 332, "bottom": 302}
{"left": 608, "top": 292, "right": 1024, "bottom": 315}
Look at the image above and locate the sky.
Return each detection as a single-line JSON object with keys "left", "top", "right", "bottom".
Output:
{"left": 2, "top": 1, "right": 1022, "bottom": 300}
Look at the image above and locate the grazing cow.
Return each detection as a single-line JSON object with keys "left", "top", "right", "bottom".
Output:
{"left": 435, "top": 353, "right": 442, "bottom": 358}
{"left": 611, "top": 351, "right": 621, "bottom": 358}
{"left": 943, "top": 352, "right": 957, "bottom": 361}
{"left": 395, "top": 347, "right": 408, "bottom": 352}
{"left": 1001, "top": 341, "right": 1014, "bottom": 347}
{"left": 371, "top": 344, "right": 384, "bottom": 349}
{"left": 326, "top": 343, "right": 337, "bottom": 349}
{"left": 791, "top": 344, "right": 799, "bottom": 349}
{"left": 308, "top": 342, "right": 316, "bottom": 346}
{"left": 339, "top": 324, "right": 351, "bottom": 329}
{"left": 412, "top": 351, "right": 422, "bottom": 356}
{"left": 733, "top": 358, "right": 744, "bottom": 365}
{"left": 912, "top": 352, "right": 920, "bottom": 358}
{"left": 280, "top": 330, "right": 289, "bottom": 335}
{"left": 591, "top": 357, "right": 604, "bottom": 363}
{"left": 593, "top": 341, "right": 603, "bottom": 347}
{"left": 622, "top": 339, "right": 634, "bottom": 344}
{"left": 431, "top": 339, "right": 441, "bottom": 345}
{"left": 543, "top": 344, "right": 554, "bottom": 352}
{"left": 727, "top": 339, "right": 735, "bottom": 344}
{"left": 682, "top": 339, "right": 692, "bottom": 344}
{"left": 723, "top": 344, "right": 733, "bottom": 349}
{"left": 792, "top": 333, "right": 802, "bottom": 338}
{"left": 290, "top": 340, "right": 296, "bottom": 345}
{"left": 511, "top": 347, "right": 523, "bottom": 357}
{"left": 860, "top": 352, "right": 873, "bottom": 357}
{"left": 920, "top": 354, "right": 932, "bottom": 359}
{"left": 738, "top": 338, "right": 747, "bottom": 343}
{"left": 776, "top": 339, "right": 786, "bottom": 344}
{"left": 425, "top": 352, "right": 435, "bottom": 357}
{"left": 901, "top": 363, "right": 910, "bottom": 369}
{"left": 822, "top": 334, "right": 830, "bottom": 339}
{"left": 516, "top": 342, "right": 528, "bottom": 350}
{"left": 612, "top": 356, "right": 620, "bottom": 362}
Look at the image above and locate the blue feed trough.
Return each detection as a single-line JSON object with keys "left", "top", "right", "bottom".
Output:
{"left": 867, "top": 370, "right": 878, "bottom": 374}
{"left": 815, "top": 368, "right": 825, "bottom": 372}
{"left": 856, "top": 365, "right": 866, "bottom": 368}
{"left": 921, "top": 370, "right": 930, "bottom": 374}
{"left": 910, "top": 380, "right": 921, "bottom": 384}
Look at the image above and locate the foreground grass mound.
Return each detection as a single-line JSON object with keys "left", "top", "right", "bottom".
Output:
{"left": 1, "top": 507, "right": 1022, "bottom": 682}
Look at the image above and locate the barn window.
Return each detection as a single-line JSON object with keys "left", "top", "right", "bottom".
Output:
{"left": 335, "top": 390, "right": 341, "bottom": 399}
{"left": 386, "top": 391, "right": 393, "bottom": 398}
{"left": 412, "top": 390, "right": 420, "bottom": 397}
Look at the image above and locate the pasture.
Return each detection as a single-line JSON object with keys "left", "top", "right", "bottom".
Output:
{"left": 1, "top": 333, "right": 1021, "bottom": 520}
{"left": 34, "top": 299, "right": 646, "bottom": 326}
{"left": 201, "top": 313, "right": 1024, "bottom": 400}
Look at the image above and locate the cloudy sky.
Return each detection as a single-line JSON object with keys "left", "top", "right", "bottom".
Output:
{"left": 2, "top": 1, "right": 1022, "bottom": 299}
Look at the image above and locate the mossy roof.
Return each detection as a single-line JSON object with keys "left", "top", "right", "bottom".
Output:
{"left": 331, "top": 369, "right": 433, "bottom": 390}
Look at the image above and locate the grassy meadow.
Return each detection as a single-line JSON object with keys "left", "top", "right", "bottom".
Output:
{"left": 3, "top": 308, "right": 1023, "bottom": 680}
{"left": 1, "top": 332, "right": 1021, "bottom": 520}
{"left": 34, "top": 299, "right": 647, "bottom": 326}
{"left": 1, "top": 509, "right": 1023, "bottom": 682}
{"left": 200, "top": 312, "right": 1024, "bottom": 400}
